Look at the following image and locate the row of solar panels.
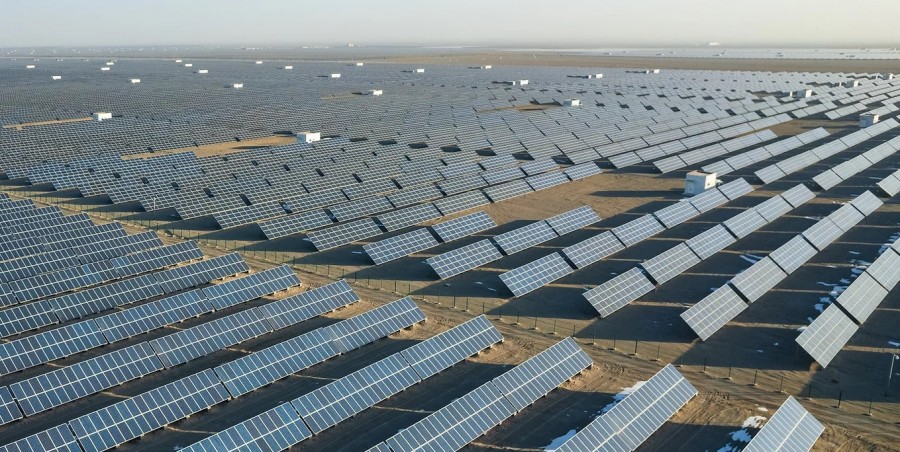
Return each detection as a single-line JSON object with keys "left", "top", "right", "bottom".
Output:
{"left": 684, "top": 190, "right": 884, "bottom": 343}
{"left": 425, "top": 206, "right": 601, "bottom": 280}
{"left": 702, "top": 127, "right": 831, "bottom": 176}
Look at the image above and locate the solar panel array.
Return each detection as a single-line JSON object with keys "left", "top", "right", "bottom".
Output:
{"left": 744, "top": 397, "right": 824, "bottom": 452}
{"left": 555, "top": 365, "right": 697, "bottom": 452}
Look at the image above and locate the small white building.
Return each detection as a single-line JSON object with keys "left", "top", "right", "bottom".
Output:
{"left": 651, "top": 69, "right": 661, "bottom": 74}
{"left": 415, "top": 68, "right": 425, "bottom": 73}
{"left": 684, "top": 171, "right": 717, "bottom": 196}
{"left": 51, "top": 75, "right": 62, "bottom": 80}
{"left": 842, "top": 79, "right": 860, "bottom": 88}
{"left": 100, "top": 67, "right": 110, "bottom": 71}
{"left": 282, "top": 65, "right": 293, "bottom": 70}
{"left": 860, "top": 113, "right": 880, "bottom": 128}
{"left": 791, "top": 89, "right": 813, "bottom": 98}
{"left": 480, "top": 65, "right": 492, "bottom": 69}
{"left": 184, "top": 63, "right": 193, "bottom": 67}
{"left": 175, "top": 59, "right": 183, "bottom": 63}
{"left": 297, "top": 131, "right": 321, "bottom": 143}
{"left": 196, "top": 69, "right": 209, "bottom": 74}
{"left": 881, "top": 73, "right": 895, "bottom": 80}
{"left": 129, "top": 78, "right": 141, "bottom": 84}
{"left": 25, "top": 65, "right": 35, "bottom": 69}
{"left": 255, "top": 61, "right": 263, "bottom": 65}
{"left": 367, "top": 89, "right": 383, "bottom": 96}
{"left": 355, "top": 62, "right": 364, "bottom": 66}
{"left": 519, "top": 79, "right": 529, "bottom": 85}
{"left": 329, "top": 73, "right": 341, "bottom": 78}
{"left": 561, "top": 99, "right": 581, "bottom": 107}
{"left": 105, "top": 61, "right": 114, "bottom": 66}
{"left": 595, "top": 73, "right": 604, "bottom": 78}
{"left": 232, "top": 83, "right": 244, "bottom": 89}
{"left": 93, "top": 112, "right": 113, "bottom": 122}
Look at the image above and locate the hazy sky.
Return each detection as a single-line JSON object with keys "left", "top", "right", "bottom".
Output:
{"left": 3, "top": 0, "right": 899, "bottom": 48}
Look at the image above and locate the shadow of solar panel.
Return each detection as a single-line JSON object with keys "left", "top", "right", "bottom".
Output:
{"left": 562, "top": 231, "right": 625, "bottom": 269}
{"left": 377, "top": 203, "right": 441, "bottom": 232}
{"left": 835, "top": 272, "right": 888, "bottom": 323}
{"left": 865, "top": 247, "right": 900, "bottom": 290}
{"left": 583, "top": 268, "right": 655, "bottom": 317}
{"left": 681, "top": 285, "right": 747, "bottom": 341}
{"left": 258, "top": 279, "right": 359, "bottom": 330}
{"left": 685, "top": 225, "right": 736, "bottom": 259}
{"left": 180, "top": 402, "right": 311, "bottom": 452}
{"left": 556, "top": 365, "right": 697, "bottom": 452}
{"left": 653, "top": 201, "right": 701, "bottom": 228}
{"left": 0, "top": 386, "right": 22, "bottom": 426}
{"left": 0, "top": 424, "right": 79, "bottom": 452}
{"left": 201, "top": 265, "right": 299, "bottom": 310}
{"left": 730, "top": 256, "right": 787, "bottom": 302}
{"left": 308, "top": 218, "right": 383, "bottom": 251}
{"left": 10, "top": 342, "right": 163, "bottom": 416}
{"left": 433, "top": 190, "right": 491, "bottom": 216}
{"left": 68, "top": 369, "right": 231, "bottom": 452}
{"left": 430, "top": 211, "right": 495, "bottom": 242}
{"left": 769, "top": 235, "right": 818, "bottom": 274}
{"left": 642, "top": 243, "right": 701, "bottom": 284}
{"left": 493, "top": 337, "right": 592, "bottom": 412}
{"left": 849, "top": 190, "right": 883, "bottom": 216}
{"left": 95, "top": 289, "right": 212, "bottom": 343}
{"left": 292, "top": 352, "right": 421, "bottom": 434}
{"left": 426, "top": 239, "right": 503, "bottom": 279}
{"left": 493, "top": 221, "right": 558, "bottom": 255}
{"left": 545, "top": 206, "right": 600, "bottom": 236}
{"left": 0, "top": 300, "right": 58, "bottom": 338}
{"left": 611, "top": 214, "right": 664, "bottom": 247}
{"left": 151, "top": 308, "right": 272, "bottom": 367}
{"left": 384, "top": 381, "right": 515, "bottom": 452}
{"left": 744, "top": 397, "right": 824, "bottom": 452}
{"left": 0, "top": 320, "right": 107, "bottom": 376}
{"left": 500, "top": 253, "right": 574, "bottom": 297}
{"left": 258, "top": 209, "right": 333, "bottom": 240}
{"left": 401, "top": 315, "right": 501, "bottom": 379}
{"left": 364, "top": 228, "right": 439, "bottom": 264}
{"left": 483, "top": 179, "right": 533, "bottom": 202}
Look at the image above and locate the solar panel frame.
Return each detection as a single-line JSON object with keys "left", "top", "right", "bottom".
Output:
{"left": 180, "top": 402, "right": 312, "bottom": 452}
{"left": 257, "top": 279, "right": 359, "bottom": 330}
{"left": 730, "top": 256, "right": 788, "bottom": 302}
{"left": 426, "top": 239, "right": 503, "bottom": 279}
{"left": 492, "top": 220, "right": 558, "bottom": 255}
{"left": 583, "top": 268, "right": 656, "bottom": 317}
{"left": 653, "top": 201, "right": 701, "bottom": 228}
{"left": 500, "top": 253, "right": 575, "bottom": 297}
{"left": 562, "top": 231, "right": 626, "bottom": 269}
{"left": 685, "top": 225, "right": 736, "bottom": 259}
{"left": 835, "top": 271, "right": 888, "bottom": 323}
{"left": 545, "top": 206, "right": 600, "bottom": 236}
{"left": 611, "top": 214, "right": 665, "bottom": 247}
{"left": 768, "top": 235, "right": 819, "bottom": 274}
{"left": 744, "top": 397, "right": 824, "bottom": 452}
{"left": 0, "top": 424, "right": 80, "bottom": 452}
{"left": 640, "top": 243, "right": 701, "bottom": 284}
{"left": 430, "top": 211, "right": 495, "bottom": 242}
{"left": 681, "top": 285, "right": 748, "bottom": 341}
{"left": 400, "top": 315, "right": 502, "bottom": 380}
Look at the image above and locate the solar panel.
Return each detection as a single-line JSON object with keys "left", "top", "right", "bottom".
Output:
{"left": 562, "top": 231, "right": 626, "bottom": 269}
{"left": 307, "top": 218, "right": 384, "bottom": 251}
{"left": 68, "top": 369, "right": 231, "bottom": 452}
{"left": 94, "top": 289, "right": 213, "bottom": 343}
{"left": 801, "top": 218, "right": 843, "bottom": 251}
{"left": 849, "top": 190, "right": 882, "bottom": 216}
{"left": 383, "top": 381, "right": 515, "bottom": 452}
{"left": 430, "top": 211, "right": 496, "bottom": 242}
{"left": 796, "top": 304, "right": 858, "bottom": 368}
{"left": 525, "top": 171, "right": 569, "bottom": 191}
{"left": 426, "top": 239, "right": 503, "bottom": 279}
{"left": 641, "top": 243, "right": 701, "bottom": 284}
{"left": 611, "top": 214, "right": 665, "bottom": 247}
{"left": 835, "top": 272, "right": 888, "bottom": 323}
{"left": 180, "top": 402, "right": 312, "bottom": 452}
{"left": 0, "top": 424, "right": 80, "bottom": 452}
{"left": 364, "top": 228, "right": 440, "bottom": 264}
{"left": 258, "top": 210, "right": 333, "bottom": 240}
{"left": 291, "top": 352, "right": 421, "bottom": 434}
{"left": 377, "top": 203, "right": 442, "bottom": 232}
{"left": 49, "top": 273, "right": 162, "bottom": 322}
{"left": 768, "top": 235, "right": 819, "bottom": 274}
{"left": 753, "top": 196, "right": 792, "bottom": 222}
{"left": 492, "top": 337, "right": 592, "bottom": 411}
{"left": 583, "top": 268, "right": 656, "bottom": 317}
{"left": 10, "top": 342, "right": 163, "bottom": 416}
{"left": 0, "top": 300, "right": 58, "bottom": 339}
{"left": 681, "top": 285, "right": 748, "bottom": 341}
{"left": 653, "top": 201, "right": 701, "bottom": 228}
{"left": 717, "top": 178, "right": 754, "bottom": 200}
{"left": 483, "top": 179, "right": 533, "bottom": 202}
{"left": 555, "top": 365, "right": 697, "bottom": 452}
{"left": 744, "top": 397, "right": 824, "bottom": 452}
{"left": 201, "top": 265, "right": 300, "bottom": 310}
{"left": 864, "top": 247, "right": 900, "bottom": 290}
{"left": 492, "top": 221, "right": 558, "bottom": 255}
{"left": 214, "top": 298, "right": 423, "bottom": 398}
{"left": 564, "top": 162, "right": 603, "bottom": 180}
{"left": 257, "top": 279, "right": 359, "bottom": 330}
{"left": 779, "top": 184, "right": 815, "bottom": 208}
{"left": 826, "top": 204, "right": 865, "bottom": 232}
{"left": 723, "top": 208, "right": 768, "bottom": 239}
{"left": 730, "top": 256, "right": 788, "bottom": 302}
{"left": 0, "top": 320, "right": 107, "bottom": 376}
{"left": 685, "top": 225, "right": 736, "bottom": 259}
{"left": 500, "top": 253, "right": 574, "bottom": 297}
{"left": 150, "top": 307, "right": 273, "bottom": 367}
{"left": 153, "top": 252, "right": 249, "bottom": 293}
{"left": 432, "top": 190, "right": 491, "bottom": 216}
{"left": 690, "top": 188, "right": 729, "bottom": 213}
{"left": 545, "top": 206, "right": 600, "bottom": 235}
{"left": 812, "top": 170, "right": 842, "bottom": 190}
{"left": 755, "top": 164, "right": 787, "bottom": 184}
{"left": 400, "top": 315, "right": 502, "bottom": 380}
{"left": 0, "top": 386, "right": 22, "bottom": 426}
{"left": 876, "top": 174, "right": 900, "bottom": 197}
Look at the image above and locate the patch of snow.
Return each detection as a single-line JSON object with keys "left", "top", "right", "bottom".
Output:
{"left": 756, "top": 406, "right": 769, "bottom": 412}
{"left": 543, "top": 429, "right": 577, "bottom": 451}
{"left": 889, "top": 341, "right": 900, "bottom": 347}
{"left": 716, "top": 415, "right": 765, "bottom": 452}
{"left": 731, "top": 429, "right": 753, "bottom": 442}
{"left": 600, "top": 381, "right": 646, "bottom": 414}
{"left": 814, "top": 303, "right": 825, "bottom": 313}
{"left": 351, "top": 251, "right": 362, "bottom": 254}
{"left": 740, "top": 254, "right": 764, "bottom": 264}
{"left": 849, "top": 251, "right": 860, "bottom": 255}
{"left": 742, "top": 416, "right": 766, "bottom": 428}
{"left": 475, "top": 281, "right": 483, "bottom": 285}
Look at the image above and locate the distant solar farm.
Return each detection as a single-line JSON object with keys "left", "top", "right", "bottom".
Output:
{"left": 0, "top": 53, "right": 897, "bottom": 451}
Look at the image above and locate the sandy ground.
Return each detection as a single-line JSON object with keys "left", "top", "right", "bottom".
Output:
{"left": 122, "top": 134, "right": 297, "bottom": 160}
{"left": 2, "top": 116, "right": 92, "bottom": 130}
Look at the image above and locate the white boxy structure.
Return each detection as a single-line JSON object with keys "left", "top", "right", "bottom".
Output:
{"left": 100, "top": 67, "right": 110, "bottom": 71}
{"left": 329, "top": 73, "right": 341, "bottom": 78}
{"left": 184, "top": 63, "right": 193, "bottom": 67}
{"left": 860, "top": 113, "right": 880, "bottom": 128}
{"left": 255, "top": 61, "right": 263, "bottom": 65}
{"left": 196, "top": 69, "right": 209, "bottom": 74}
{"left": 415, "top": 68, "right": 425, "bottom": 73}
{"left": 232, "top": 83, "right": 244, "bottom": 89}
{"left": 282, "top": 65, "right": 293, "bottom": 70}
{"left": 297, "top": 131, "right": 321, "bottom": 143}
{"left": 356, "top": 62, "right": 364, "bottom": 66}
{"left": 881, "top": 73, "right": 894, "bottom": 80}
{"left": 25, "top": 65, "right": 35, "bottom": 69}
{"left": 791, "top": 89, "right": 813, "bottom": 98}
{"left": 51, "top": 75, "right": 62, "bottom": 80}
{"left": 367, "top": 89, "right": 383, "bottom": 96}
{"left": 562, "top": 99, "right": 581, "bottom": 107}
{"left": 684, "top": 171, "right": 717, "bottom": 196}
{"left": 93, "top": 112, "right": 113, "bottom": 122}
{"left": 842, "top": 79, "right": 860, "bottom": 88}
{"left": 129, "top": 78, "right": 141, "bottom": 84}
